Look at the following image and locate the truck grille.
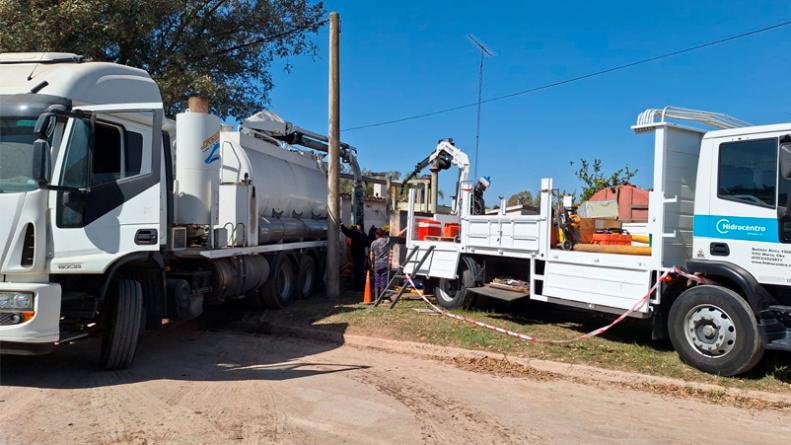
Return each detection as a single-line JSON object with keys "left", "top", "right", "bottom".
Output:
{"left": 0, "top": 313, "right": 22, "bottom": 325}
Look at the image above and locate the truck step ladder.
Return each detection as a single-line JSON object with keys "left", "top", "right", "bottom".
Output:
{"left": 373, "top": 245, "right": 435, "bottom": 309}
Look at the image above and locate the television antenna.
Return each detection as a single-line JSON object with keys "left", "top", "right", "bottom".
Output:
{"left": 467, "top": 34, "right": 495, "bottom": 180}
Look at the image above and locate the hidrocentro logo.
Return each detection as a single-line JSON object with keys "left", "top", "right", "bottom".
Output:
{"left": 715, "top": 218, "right": 766, "bottom": 236}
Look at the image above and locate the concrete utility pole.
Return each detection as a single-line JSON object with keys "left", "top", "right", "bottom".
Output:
{"left": 326, "top": 11, "right": 341, "bottom": 299}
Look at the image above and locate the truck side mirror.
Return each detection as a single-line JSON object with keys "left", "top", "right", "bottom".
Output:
{"left": 781, "top": 136, "right": 791, "bottom": 179}
{"left": 33, "top": 113, "right": 54, "bottom": 139}
{"left": 32, "top": 139, "right": 52, "bottom": 185}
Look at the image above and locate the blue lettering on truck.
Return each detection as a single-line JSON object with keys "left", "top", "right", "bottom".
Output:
{"left": 693, "top": 215, "right": 779, "bottom": 243}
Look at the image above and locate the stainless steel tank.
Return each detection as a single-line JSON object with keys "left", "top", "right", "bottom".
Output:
{"left": 220, "top": 130, "right": 328, "bottom": 246}
{"left": 240, "top": 132, "right": 326, "bottom": 219}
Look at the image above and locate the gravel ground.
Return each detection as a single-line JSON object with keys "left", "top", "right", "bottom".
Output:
{"left": 1, "top": 323, "right": 790, "bottom": 444}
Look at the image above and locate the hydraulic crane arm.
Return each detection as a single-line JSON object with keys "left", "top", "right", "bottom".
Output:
{"left": 401, "top": 139, "right": 471, "bottom": 214}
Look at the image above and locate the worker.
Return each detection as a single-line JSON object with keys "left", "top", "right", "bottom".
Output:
{"left": 472, "top": 176, "right": 490, "bottom": 215}
{"left": 369, "top": 228, "right": 390, "bottom": 298}
{"left": 341, "top": 223, "right": 375, "bottom": 290}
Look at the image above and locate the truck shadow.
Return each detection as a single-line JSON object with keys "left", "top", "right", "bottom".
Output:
{"left": 0, "top": 321, "right": 367, "bottom": 390}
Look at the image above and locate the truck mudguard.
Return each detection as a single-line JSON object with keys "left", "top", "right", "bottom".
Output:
{"left": 685, "top": 259, "right": 776, "bottom": 313}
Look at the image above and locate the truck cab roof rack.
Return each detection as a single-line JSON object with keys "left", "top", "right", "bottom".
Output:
{"left": 632, "top": 106, "right": 751, "bottom": 133}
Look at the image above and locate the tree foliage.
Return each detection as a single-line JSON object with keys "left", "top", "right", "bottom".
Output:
{"left": 0, "top": 0, "right": 325, "bottom": 119}
{"left": 507, "top": 190, "right": 535, "bottom": 207}
{"left": 573, "top": 158, "right": 637, "bottom": 202}
{"left": 340, "top": 170, "right": 400, "bottom": 198}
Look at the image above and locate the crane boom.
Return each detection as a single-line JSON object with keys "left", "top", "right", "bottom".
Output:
{"left": 401, "top": 138, "right": 471, "bottom": 214}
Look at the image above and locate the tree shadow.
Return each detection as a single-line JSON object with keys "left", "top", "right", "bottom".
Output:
{"left": 0, "top": 321, "right": 367, "bottom": 390}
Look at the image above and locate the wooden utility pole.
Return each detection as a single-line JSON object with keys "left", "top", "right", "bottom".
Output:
{"left": 326, "top": 11, "right": 341, "bottom": 299}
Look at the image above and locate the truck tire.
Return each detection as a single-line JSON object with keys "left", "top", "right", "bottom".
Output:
{"left": 101, "top": 280, "right": 144, "bottom": 370}
{"left": 435, "top": 264, "right": 476, "bottom": 310}
{"left": 668, "top": 285, "right": 764, "bottom": 376}
{"left": 261, "top": 254, "right": 296, "bottom": 309}
{"left": 296, "top": 255, "right": 317, "bottom": 299}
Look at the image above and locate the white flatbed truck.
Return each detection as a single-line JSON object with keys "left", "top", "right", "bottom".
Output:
{"left": 403, "top": 107, "right": 791, "bottom": 376}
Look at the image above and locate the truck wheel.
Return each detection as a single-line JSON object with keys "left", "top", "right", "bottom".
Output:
{"left": 296, "top": 256, "right": 317, "bottom": 299}
{"left": 261, "top": 255, "right": 296, "bottom": 309}
{"left": 101, "top": 280, "right": 144, "bottom": 370}
{"left": 435, "top": 265, "right": 476, "bottom": 310}
{"left": 668, "top": 285, "right": 764, "bottom": 376}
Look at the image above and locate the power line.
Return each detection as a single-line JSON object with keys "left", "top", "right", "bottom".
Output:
{"left": 344, "top": 19, "right": 791, "bottom": 132}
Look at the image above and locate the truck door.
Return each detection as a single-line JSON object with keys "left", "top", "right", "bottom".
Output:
{"left": 699, "top": 137, "right": 791, "bottom": 286}
{"left": 49, "top": 113, "right": 161, "bottom": 273}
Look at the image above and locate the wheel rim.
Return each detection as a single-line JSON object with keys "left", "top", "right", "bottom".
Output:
{"left": 436, "top": 278, "right": 459, "bottom": 303}
{"left": 683, "top": 304, "right": 737, "bottom": 357}
{"left": 302, "top": 265, "right": 314, "bottom": 295}
{"left": 277, "top": 267, "right": 293, "bottom": 298}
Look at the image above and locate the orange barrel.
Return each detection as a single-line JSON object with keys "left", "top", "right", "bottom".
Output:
{"left": 443, "top": 222, "right": 461, "bottom": 238}
{"left": 416, "top": 219, "right": 442, "bottom": 240}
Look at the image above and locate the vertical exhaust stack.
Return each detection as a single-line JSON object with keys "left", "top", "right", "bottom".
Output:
{"left": 188, "top": 96, "right": 209, "bottom": 114}
{"left": 175, "top": 97, "right": 221, "bottom": 233}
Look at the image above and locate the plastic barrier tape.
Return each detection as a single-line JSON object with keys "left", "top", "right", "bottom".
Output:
{"left": 404, "top": 267, "right": 708, "bottom": 344}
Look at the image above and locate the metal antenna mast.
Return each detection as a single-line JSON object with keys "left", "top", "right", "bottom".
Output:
{"left": 467, "top": 34, "right": 495, "bottom": 181}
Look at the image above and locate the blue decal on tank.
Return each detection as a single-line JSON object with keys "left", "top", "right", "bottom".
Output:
{"left": 693, "top": 215, "right": 779, "bottom": 243}
{"left": 204, "top": 142, "right": 221, "bottom": 165}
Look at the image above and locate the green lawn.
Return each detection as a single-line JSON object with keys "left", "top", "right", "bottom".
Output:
{"left": 256, "top": 290, "right": 791, "bottom": 393}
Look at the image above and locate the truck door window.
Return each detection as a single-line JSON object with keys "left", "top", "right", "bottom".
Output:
{"left": 61, "top": 119, "right": 143, "bottom": 187}
{"left": 717, "top": 139, "right": 777, "bottom": 208}
{"left": 125, "top": 131, "right": 143, "bottom": 177}
{"left": 61, "top": 119, "right": 90, "bottom": 188}
{"left": 92, "top": 123, "right": 123, "bottom": 185}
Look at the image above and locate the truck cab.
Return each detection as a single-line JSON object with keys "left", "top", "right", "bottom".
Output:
{"left": 1, "top": 53, "right": 165, "bottom": 362}
{"left": 692, "top": 124, "right": 791, "bottom": 278}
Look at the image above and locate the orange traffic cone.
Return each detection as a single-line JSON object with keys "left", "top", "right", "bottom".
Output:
{"left": 362, "top": 270, "right": 373, "bottom": 305}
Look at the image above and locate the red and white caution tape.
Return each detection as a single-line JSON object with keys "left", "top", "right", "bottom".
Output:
{"left": 403, "top": 266, "right": 706, "bottom": 344}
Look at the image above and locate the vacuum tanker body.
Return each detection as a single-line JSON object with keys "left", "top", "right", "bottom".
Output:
{"left": 217, "top": 127, "right": 329, "bottom": 245}
{"left": 0, "top": 53, "right": 349, "bottom": 370}
{"left": 170, "top": 111, "right": 330, "bottom": 310}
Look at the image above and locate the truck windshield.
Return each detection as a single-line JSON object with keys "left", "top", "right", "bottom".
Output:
{"left": 0, "top": 117, "right": 42, "bottom": 193}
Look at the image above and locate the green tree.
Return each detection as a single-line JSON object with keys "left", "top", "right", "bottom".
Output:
{"left": 0, "top": 0, "right": 325, "bottom": 119}
{"left": 340, "top": 170, "right": 400, "bottom": 198}
{"left": 507, "top": 190, "right": 535, "bottom": 207}
{"left": 573, "top": 159, "right": 637, "bottom": 202}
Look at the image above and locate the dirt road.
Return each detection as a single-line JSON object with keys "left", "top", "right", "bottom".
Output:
{"left": 1, "top": 324, "right": 789, "bottom": 445}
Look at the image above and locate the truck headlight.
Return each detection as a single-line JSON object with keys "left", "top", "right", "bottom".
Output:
{"left": 0, "top": 292, "right": 34, "bottom": 310}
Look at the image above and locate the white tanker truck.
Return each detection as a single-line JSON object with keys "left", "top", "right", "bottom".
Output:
{"left": 0, "top": 53, "right": 362, "bottom": 368}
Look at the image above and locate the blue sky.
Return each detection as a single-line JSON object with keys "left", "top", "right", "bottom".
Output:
{"left": 268, "top": 1, "right": 791, "bottom": 204}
